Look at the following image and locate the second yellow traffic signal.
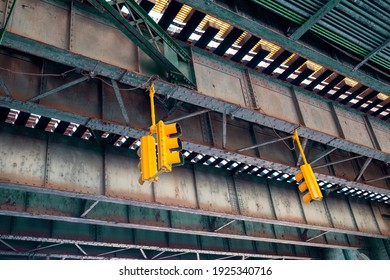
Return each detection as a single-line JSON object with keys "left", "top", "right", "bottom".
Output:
{"left": 156, "top": 120, "right": 184, "bottom": 172}
{"left": 295, "top": 163, "right": 323, "bottom": 203}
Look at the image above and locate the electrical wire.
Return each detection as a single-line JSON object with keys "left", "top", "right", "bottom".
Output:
{"left": 1, "top": 63, "right": 295, "bottom": 149}
{"left": 87, "top": 74, "right": 159, "bottom": 91}
{"left": 258, "top": 107, "right": 296, "bottom": 151}
{"left": 0, "top": 66, "right": 77, "bottom": 77}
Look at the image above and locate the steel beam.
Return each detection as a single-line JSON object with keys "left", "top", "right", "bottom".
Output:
{"left": 222, "top": 113, "right": 227, "bottom": 149}
{"left": 0, "top": 0, "right": 17, "bottom": 44}
{"left": 289, "top": 0, "right": 342, "bottom": 41}
{"left": 355, "top": 158, "right": 373, "bottom": 182}
{"left": 0, "top": 239, "right": 17, "bottom": 252}
{"left": 0, "top": 124, "right": 388, "bottom": 239}
{"left": 237, "top": 136, "right": 292, "bottom": 152}
{"left": 0, "top": 93, "right": 389, "bottom": 199}
{"left": 353, "top": 38, "right": 390, "bottom": 71}
{"left": 0, "top": 0, "right": 389, "bottom": 198}
{"left": 89, "top": 0, "right": 194, "bottom": 87}
{"left": 0, "top": 76, "right": 11, "bottom": 97}
{"left": 0, "top": 216, "right": 315, "bottom": 259}
{"left": 80, "top": 200, "right": 100, "bottom": 218}
{"left": 0, "top": 188, "right": 362, "bottom": 250}
{"left": 313, "top": 155, "right": 364, "bottom": 170}
{"left": 0, "top": 90, "right": 389, "bottom": 198}
{"left": 2, "top": 29, "right": 390, "bottom": 167}
{"left": 165, "top": 109, "right": 210, "bottom": 124}
{"left": 28, "top": 76, "right": 89, "bottom": 102}
{"left": 365, "top": 175, "right": 390, "bottom": 184}
{"left": 75, "top": 243, "right": 88, "bottom": 256}
{"left": 0, "top": 1, "right": 387, "bottom": 164}
{"left": 111, "top": 79, "right": 130, "bottom": 126}
{"left": 176, "top": 0, "right": 390, "bottom": 97}
{"left": 310, "top": 147, "right": 337, "bottom": 165}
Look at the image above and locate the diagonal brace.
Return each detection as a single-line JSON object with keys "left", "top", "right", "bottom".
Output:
{"left": 237, "top": 135, "right": 291, "bottom": 152}
{"left": 355, "top": 157, "right": 372, "bottom": 181}
{"left": 0, "top": 76, "right": 12, "bottom": 97}
{"left": 290, "top": 0, "right": 342, "bottom": 41}
{"left": 310, "top": 147, "right": 337, "bottom": 165}
{"left": 111, "top": 79, "right": 130, "bottom": 126}
{"left": 28, "top": 76, "right": 89, "bottom": 102}
{"left": 353, "top": 38, "right": 390, "bottom": 71}
{"left": 0, "top": 238, "right": 17, "bottom": 252}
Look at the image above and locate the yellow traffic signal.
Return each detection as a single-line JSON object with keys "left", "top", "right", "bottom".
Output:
{"left": 295, "top": 163, "right": 323, "bottom": 203}
{"left": 137, "top": 135, "right": 158, "bottom": 185}
{"left": 156, "top": 120, "right": 184, "bottom": 172}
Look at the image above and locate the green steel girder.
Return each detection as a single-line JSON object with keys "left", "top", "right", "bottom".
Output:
{"left": 288, "top": 0, "right": 342, "bottom": 41}
{"left": 176, "top": 0, "right": 390, "bottom": 97}
{"left": 0, "top": 0, "right": 17, "bottom": 44}
{"left": 353, "top": 38, "right": 390, "bottom": 71}
{"left": 0, "top": 122, "right": 388, "bottom": 241}
{"left": 0, "top": 36, "right": 389, "bottom": 200}
{"left": 86, "top": 0, "right": 195, "bottom": 87}
{"left": 0, "top": 187, "right": 363, "bottom": 251}
{"left": 0, "top": 216, "right": 316, "bottom": 260}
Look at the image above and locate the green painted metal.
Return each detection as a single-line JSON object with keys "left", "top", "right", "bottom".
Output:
{"left": 2, "top": 32, "right": 390, "bottom": 168}
{"left": 122, "top": 0, "right": 191, "bottom": 63}
{"left": 0, "top": 216, "right": 316, "bottom": 259}
{"left": 0, "top": 0, "right": 17, "bottom": 45}
{"left": 289, "top": 0, "right": 342, "bottom": 41}
{"left": 0, "top": 76, "right": 11, "bottom": 97}
{"left": 87, "top": 0, "right": 195, "bottom": 88}
{"left": 353, "top": 38, "right": 390, "bottom": 71}
{"left": 176, "top": 0, "right": 390, "bottom": 97}
{"left": 0, "top": 187, "right": 355, "bottom": 251}
{"left": 28, "top": 76, "right": 89, "bottom": 102}
{"left": 253, "top": 0, "right": 390, "bottom": 69}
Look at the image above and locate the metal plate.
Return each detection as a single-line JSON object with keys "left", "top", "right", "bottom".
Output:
{"left": 9, "top": 0, "right": 68, "bottom": 49}
{"left": 73, "top": 11, "right": 139, "bottom": 72}
{"left": 234, "top": 177, "right": 276, "bottom": 219}
{"left": 0, "top": 128, "right": 46, "bottom": 187}
{"left": 371, "top": 120, "right": 390, "bottom": 155}
{"left": 46, "top": 137, "right": 103, "bottom": 195}
{"left": 301, "top": 199, "right": 332, "bottom": 228}
{"left": 325, "top": 195, "right": 357, "bottom": 231}
{"left": 268, "top": 180, "right": 306, "bottom": 224}
{"left": 193, "top": 61, "right": 246, "bottom": 107}
{"left": 349, "top": 198, "right": 381, "bottom": 234}
{"left": 154, "top": 167, "right": 198, "bottom": 209}
{"left": 298, "top": 96, "right": 340, "bottom": 138}
{"left": 105, "top": 150, "right": 154, "bottom": 203}
{"left": 251, "top": 78, "right": 300, "bottom": 124}
{"left": 335, "top": 108, "right": 374, "bottom": 149}
{"left": 193, "top": 167, "right": 236, "bottom": 214}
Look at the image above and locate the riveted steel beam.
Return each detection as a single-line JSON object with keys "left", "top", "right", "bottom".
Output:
{"left": 0, "top": 123, "right": 388, "bottom": 240}
{"left": 1, "top": 23, "right": 389, "bottom": 166}
{"left": 353, "top": 38, "right": 390, "bottom": 71}
{"left": 0, "top": 217, "right": 315, "bottom": 259}
{"left": 176, "top": 0, "right": 390, "bottom": 97}
{"left": 0, "top": 188, "right": 365, "bottom": 252}
{"left": 289, "top": 0, "right": 342, "bottom": 41}
{"left": 0, "top": 91, "right": 389, "bottom": 198}
{"left": 0, "top": 1, "right": 389, "bottom": 197}
{"left": 28, "top": 76, "right": 89, "bottom": 102}
{"left": 0, "top": 76, "right": 11, "bottom": 97}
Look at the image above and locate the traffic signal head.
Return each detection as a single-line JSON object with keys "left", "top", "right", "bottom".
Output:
{"left": 137, "top": 135, "right": 158, "bottom": 185}
{"left": 295, "top": 163, "right": 323, "bottom": 203}
{"left": 156, "top": 120, "right": 184, "bottom": 172}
